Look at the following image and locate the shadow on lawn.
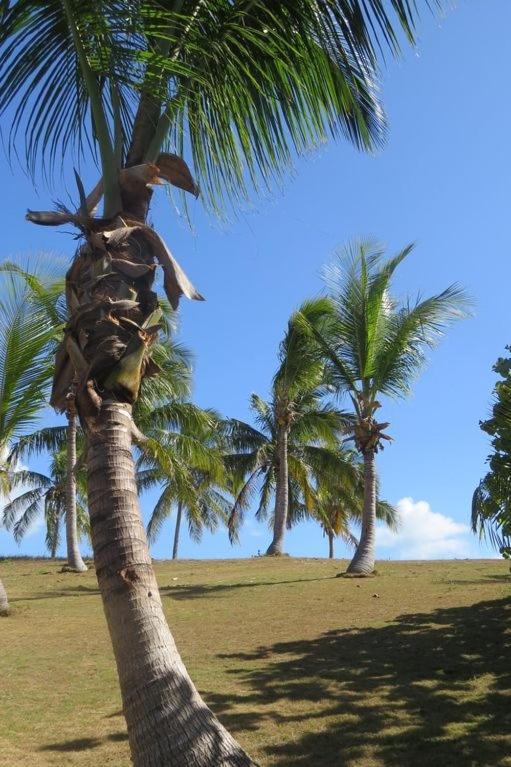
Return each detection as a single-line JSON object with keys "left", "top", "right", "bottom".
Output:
{"left": 39, "top": 732, "right": 128, "bottom": 752}
{"left": 208, "top": 597, "right": 511, "bottom": 766}
{"left": 161, "top": 577, "right": 332, "bottom": 600}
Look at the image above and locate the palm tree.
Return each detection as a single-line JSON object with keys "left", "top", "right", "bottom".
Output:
{"left": 0, "top": 270, "right": 57, "bottom": 615}
{"left": 3, "top": 449, "right": 89, "bottom": 557}
{"left": 0, "top": 263, "right": 90, "bottom": 570}
{"left": 0, "top": 3, "right": 444, "bottom": 762}
{"left": 227, "top": 392, "right": 350, "bottom": 551}
{"left": 138, "top": 407, "right": 229, "bottom": 560}
{"left": 296, "top": 241, "right": 468, "bottom": 575}
{"left": 310, "top": 459, "right": 398, "bottom": 558}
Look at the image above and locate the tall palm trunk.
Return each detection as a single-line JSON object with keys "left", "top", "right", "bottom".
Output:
{"left": 328, "top": 530, "right": 334, "bottom": 559}
{"left": 172, "top": 502, "right": 183, "bottom": 560}
{"left": 347, "top": 449, "right": 376, "bottom": 574}
{"left": 87, "top": 403, "right": 254, "bottom": 766}
{"left": 266, "top": 425, "right": 289, "bottom": 555}
{"left": 0, "top": 577, "right": 9, "bottom": 616}
{"left": 49, "top": 187, "right": 254, "bottom": 764}
{"left": 65, "top": 398, "right": 87, "bottom": 572}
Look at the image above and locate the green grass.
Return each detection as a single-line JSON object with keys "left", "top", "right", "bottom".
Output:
{"left": 1, "top": 557, "right": 510, "bottom": 766}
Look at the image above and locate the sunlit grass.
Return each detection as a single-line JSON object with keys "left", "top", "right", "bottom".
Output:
{"left": 0, "top": 557, "right": 510, "bottom": 766}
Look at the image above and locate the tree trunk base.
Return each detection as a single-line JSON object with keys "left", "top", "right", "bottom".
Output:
{"left": 337, "top": 571, "right": 377, "bottom": 579}
{"left": 264, "top": 547, "right": 289, "bottom": 557}
{"left": 60, "top": 563, "right": 88, "bottom": 573}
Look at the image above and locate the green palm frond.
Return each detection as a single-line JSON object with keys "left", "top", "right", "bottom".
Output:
{"left": 0, "top": 0, "right": 440, "bottom": 211}
{"left": 0, "top": 273, "right": 58, "bottom": 446}
{"left": 8, "top": 426, "right": 68, "bottom": 464}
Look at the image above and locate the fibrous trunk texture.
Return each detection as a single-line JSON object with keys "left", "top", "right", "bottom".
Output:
{"left": 347, "top": 450, "right": 376, "bottom": 574}
{"left": 328, "top": 530, "right": 334, "bottom": 559}
{"left": 172, "top": 502, "right": 183, "bottom": 560}
{"left": 0, "top": 577, "right": 9, "bottom": 616}
{"left": 266, "top": 426, "right": 289, "bottom": 555}
{"left": 88, "top": 404, "right": 254, "bottom": 766}
{"left": 65, "top": 400, "right": 87, "bottom": 572}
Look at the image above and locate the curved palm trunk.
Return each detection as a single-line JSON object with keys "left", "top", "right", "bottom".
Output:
{"left": 0, "top": 577, "right": 9, "bottom": 616}
{"left": 347, "top": 449, "right": 376, "bottom": 574}
{"left": 172, "top": 502, "right": 183, "bottom": 560}
{"left": 88, "top": 403, "right": 254, "bottom": 766}
{"left": 65, "top": 401, "right": 87, "bottom": 572}
{"left": 266, "top": 426, "right": 289, "bottom": 555}
{"left": 328, "top": 530, "right": 334, "bottom": 559}
{"left": 47, "top": 179, "right": 254, "bottom": 764}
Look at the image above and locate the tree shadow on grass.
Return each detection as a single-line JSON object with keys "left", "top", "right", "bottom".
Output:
{"left": 160, "top": 577, "right": 332, "bottom": 601}
{"left": 39, "top": 732, "right": 128, "bottom": 752}
{"left": 208, "top": 597, "right": 511, "bottom": 766}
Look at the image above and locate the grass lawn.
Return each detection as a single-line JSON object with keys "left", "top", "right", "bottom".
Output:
{"left": 0, "top": 557, "right": 510, "bottom": 766}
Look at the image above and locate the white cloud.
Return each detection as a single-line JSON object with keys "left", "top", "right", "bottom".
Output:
{"left": 376, "top": 497, "right": 491, "bottom": 560}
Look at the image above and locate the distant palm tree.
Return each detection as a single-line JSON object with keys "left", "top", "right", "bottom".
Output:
{"left": 226, "top": 391, "right": 350, "bottom": 553}
{"left": 310, "top": 458, "right": 398, "bottom": 558}
{"left": 0, "top": 271, "right": 57, "bottom": 614}
{"left": 296, "top": 241, "right": 468, "bottom": 574}
{"left": 138, "top": 407, "right": 229, "bottom": 560}
{"left": 3, "top": 449, "right": 89, "bottom": 557}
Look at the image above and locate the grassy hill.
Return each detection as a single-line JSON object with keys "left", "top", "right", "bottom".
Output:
{"left": 0, "top": 557, "right": 510, "bottom": 766}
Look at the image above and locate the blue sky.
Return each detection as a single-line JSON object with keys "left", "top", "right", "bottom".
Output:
{"left": 0, "top": 0, "right": 508, "bottom": 561}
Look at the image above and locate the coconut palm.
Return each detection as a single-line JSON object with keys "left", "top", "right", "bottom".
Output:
{"left": 0, "top": 2, "right": 443, "bottom": 761}
{"left": 3, "top": 449, "right": 89, "bottom": 557}
{"left": 227, "top": 391, "right": 350, "bottom": 551}
{"left": 312, "top": 468, "right": 398, "bottom": 558}
{"left": 138, "top": 407, "right": 229, "bottom": 559}
{"left": 0, "top": 271, "right": 57, "bottom": 615}
{"left": 0, "top": 262, "right": 90, "bottom": 569}
{"left": 296, "top": 241, "right": 468, "bottom": 575}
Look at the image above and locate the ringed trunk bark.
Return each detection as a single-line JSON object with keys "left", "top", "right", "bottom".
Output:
{"left": 172, "top": 502, "right": 183, "bottom": 560}
{"left": 328, "top": 530, "right": 334, "bottom": 559}
{"left": 0, "top": 577, "right": 9, "bottom": 616}
{"left": 87, "top": 403, "right": 255, "bottom": 766}
{"left": 266, "top": 426, "right": 289, "bottom": 556}
{"left": 65, "top": 401, "right": 87, "bottom": 572}
{"left": 347, "top": 449, "right": 377, "bottom": 575}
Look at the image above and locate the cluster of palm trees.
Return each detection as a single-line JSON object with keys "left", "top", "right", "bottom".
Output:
{"left": 1, "top": 240, "right": 466, "bottom": 607}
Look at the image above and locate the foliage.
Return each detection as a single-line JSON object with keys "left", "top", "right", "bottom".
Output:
{"left": 2, "top": 448, "right": 89, "bottom": 554}
{"left": 472, "top": 348, "right": 511, "bottom": 558}
{"left": 226, "top": 391, "right": 349, "bottom": 541}
{"left": 137, "top": 405, "right": 229, "bottom": 546}
{"left": 308, "top": 450, "right": 398, "bottom": 545}
{"left": 0, "top": 270, "right": 60, "bottom": 473}
{"left": 295, "top": 240, "right": 469, "bottom": 451}
{"left": 0, "top": 0, "right": 440, "bottom": 214}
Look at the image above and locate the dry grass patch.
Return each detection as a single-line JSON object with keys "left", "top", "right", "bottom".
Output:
{"left": 0, "top": 557, "right": 510, "bottom": 766}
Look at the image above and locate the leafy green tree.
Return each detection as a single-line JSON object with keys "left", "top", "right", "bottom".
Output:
{"left": 3, "top": 448, "right": 89, "bottom": 557}
{"left": 472, "top": 349, "right": 511, "bottom": 558}
{"left": 227, "top": 392, "right": 350, "bottom": 552}
{"left": 0, "top": 2, "right": 444, "bottom": 761}
{"left": 296, "top": 241, "right": 468, "bottom": 574}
